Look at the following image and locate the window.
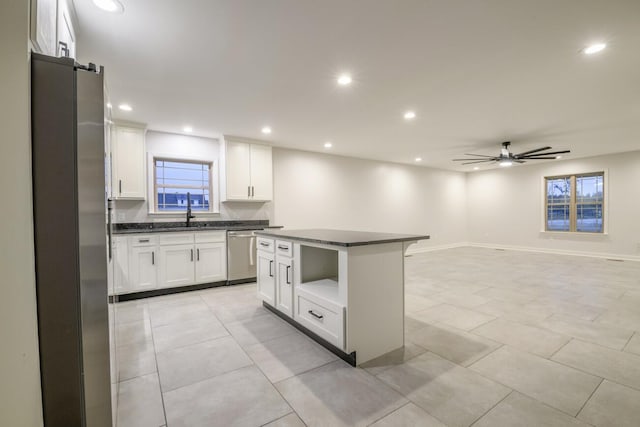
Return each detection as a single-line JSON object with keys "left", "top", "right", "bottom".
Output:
{"left": 545, "top": 172, "right": 604, "bottom": 233}
{"left": 154, "top": 158, "right": 212, "bottom": 212}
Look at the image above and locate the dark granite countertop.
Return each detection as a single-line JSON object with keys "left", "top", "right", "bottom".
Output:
{"left": 113, "top": 220, "right": 282, "bottom": 235}
{"left": 254, "top": 229, "right": 430, "bottom": 247}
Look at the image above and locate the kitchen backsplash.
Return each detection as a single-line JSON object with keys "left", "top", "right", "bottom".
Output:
{"left": 113, "top": 199, "right": 273, "bottom": 223}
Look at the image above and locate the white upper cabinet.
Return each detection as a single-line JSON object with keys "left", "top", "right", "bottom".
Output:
{"left": 30, "top": 0, "right": 77, "bottom": 58}
{"left": 225, "top": 140, "right": 252, "bottom": 200}
{"left": 220, "top": 137, "right": 273, "bottom": 202}
{"left": 56, "top": 0, "right": 76, "bottom": 58}
{"left": 111, "top": 124, "right": 146, "bottom": 200}
{"left": 250, "top": 144, "right": 273, "bottom": 201}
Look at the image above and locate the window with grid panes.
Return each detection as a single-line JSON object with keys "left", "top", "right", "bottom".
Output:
{"left": 154, "top": 158, "right": 213, "bottom": 212}
{"left": 545, "top": 172, "right": 604, "bottom": 233}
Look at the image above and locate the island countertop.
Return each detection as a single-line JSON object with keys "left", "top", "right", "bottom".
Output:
{"left": 254, "top": 228, "right": 430, "bottom": 247}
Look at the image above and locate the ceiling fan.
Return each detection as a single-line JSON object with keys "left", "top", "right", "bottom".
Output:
{"left": 453, "top": 141, "right": 570, "bottom": 167}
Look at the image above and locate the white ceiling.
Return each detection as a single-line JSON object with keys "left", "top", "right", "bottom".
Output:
{"left": 73, "top": 0, "right": 640, "bottom": 171}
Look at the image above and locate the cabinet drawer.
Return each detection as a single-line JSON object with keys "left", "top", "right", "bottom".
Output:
{"left": 195, "top": 231, "right": 226, "bottom": 243}
{"left": 275, "top": 240, "right": 292, "bottom": 257}
{"left": 130, "top": 235, "right": 158, "bottom": 247}
{"left": 257, "top": 237, "right": 274, "bottom": 253}
{"left": 159, "top": 233, "right": 195, "bottom": 246}
{"left": 296, "top": 294, "right": 345, "bottom": 349}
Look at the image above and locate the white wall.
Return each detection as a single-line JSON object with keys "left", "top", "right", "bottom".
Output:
{"left": 272, "top": 148, "right": 468, "bottom": 252}
{"left": 0, "top": 0, "right": 44, "bottom": 425}
{"left": 467, "top": 150, "right": 640, "bottom": 259}
{"left": 114, "top": 131, "right": 272, "bottom": 223}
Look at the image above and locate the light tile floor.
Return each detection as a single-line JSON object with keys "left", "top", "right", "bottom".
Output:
{"left": 113, "top": 247, "right": 640, "bottom": 426}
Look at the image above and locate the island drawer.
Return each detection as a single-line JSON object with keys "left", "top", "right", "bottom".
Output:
{"left": 295, "top": 293, "right": 345, "bottom": 350}
{"left": 257, "top": 237, "right": 275, "bottom": 253}
{"left": 275, "top": 240, "right": 293, "bottom": 257}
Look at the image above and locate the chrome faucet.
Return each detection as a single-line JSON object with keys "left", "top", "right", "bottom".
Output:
{"left": 186, "top": 192, "right": 195, "bottom": 227}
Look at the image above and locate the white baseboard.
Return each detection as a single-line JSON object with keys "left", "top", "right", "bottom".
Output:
{"left": 405, "top": 242, "right": 470, "bottom": 255}
{"left": 467, "top": 242, "right": 640, "bottom": 262}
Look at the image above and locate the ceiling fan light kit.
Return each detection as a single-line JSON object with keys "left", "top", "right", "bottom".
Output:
{"left": 453, "top": 141, "right": 570, "bottom": 167}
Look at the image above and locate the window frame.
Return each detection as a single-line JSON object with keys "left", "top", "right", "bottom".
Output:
{"left": 543, "top": 171, "right": 605, "bottom": 234}
{"left": 147, "top": 153, "right": 220, "bottom": 215}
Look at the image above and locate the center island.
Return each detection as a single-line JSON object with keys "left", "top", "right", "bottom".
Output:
{"left": 254, "top": 228, "right": 430, "bottom": 366}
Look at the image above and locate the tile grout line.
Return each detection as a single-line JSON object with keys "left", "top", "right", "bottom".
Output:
{"left": 575, "top": 377, "right": 605, "bottom": 421}
{"left": 468, "top": 390, "right": 513, "bottom": 427}
{"left": 547, "top": 337, "right": 573, "bottom": 360}
{"left": 363, "top": 401, "right": 412, "bottom": 426}
{"left": 253, "top": 358, "right": 310, "bottom": 427}
{"left": 147, "top": 307, "right": 169, "bottom": 427}
{"left": 622, "top": 331, "right": 636, "bottom": 352}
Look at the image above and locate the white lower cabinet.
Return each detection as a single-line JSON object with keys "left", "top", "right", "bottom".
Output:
{"left": 159, "top": 244, "right": 195, "bottom": 289}
{"left": 112, "top": 236, "right": 129, "bottom": 295}
{"left": 276, "top": 256, "right": 294, "bottom": 317}
{"left": 257, "top": 249, "right": 275, "bottom": 305}
{"left": 128, "top": 246, "right": 157, "bottom": 292}
{"left": 114, "top": 231, "right": 227, "bottom": 295}
{"left": 195, "top": 242, "right": 226, "bottom": 283}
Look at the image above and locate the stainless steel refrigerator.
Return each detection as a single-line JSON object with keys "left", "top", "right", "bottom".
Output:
{"left": 31, "top": 53, "right": 112, "bottom": 427}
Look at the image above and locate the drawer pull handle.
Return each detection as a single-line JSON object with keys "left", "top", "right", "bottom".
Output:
{"left": 151, "top": 251, "right": 155, "bottom": 265}
{"left": 191, "top": 249, "right": 194, "bottom": 262}
{"left": 286, "top": 265, "right": 291, "bottom": 284}
{"left": 139, "top": 239, "right": 150, "bottom": 243}
{"left": 269, "top": 260, "right": 273, "bottom": 277}
{"left": 308, "top": 310, "right": 323, "bottom": 320}
{"left": 197, "top": 248, "right": 200, "bottom": 261}
{"left": 260, "top": 242, "right": 270, "bottom": 247}
{"left": 277, "top": 245, "right": 289, "bottom": 250}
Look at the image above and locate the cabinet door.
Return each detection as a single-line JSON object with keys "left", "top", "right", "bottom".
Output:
{"left": 113, "top": 237, "right": 129, "bottom": 294}
{"left": 276, "top": 256, "right": 293, "bottom": 317}
{"left": 225, "top": 141, "right": 251, "bottom": 200}
{"left": 257, "top": 250, "right": 275, "bottom": 305}
{"left": 129, "top": 246, "right": 157, "bottom": 292}
{"left": 159, "top": 244, "right": 195, "bottom": 289}
{"left": 57, "top": 0, "right": 76, "bottom": 58}
{"left": 195, "top": 242, "right": 227, "bottom": 283}
{"left": 249, "top": 144, "right": 273, "bottom": 201}
{"left": 113, "top": 126, "right": 145, "bottom": 200}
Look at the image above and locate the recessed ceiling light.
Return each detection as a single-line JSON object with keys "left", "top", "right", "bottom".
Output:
{"left": 337, "top": 74, "right": 352, "bottom": 86}
{"left": 556, "top": 155, "right": 562, "bottom": 159}
{"left": 92, "top": 0, "right": 124, "bottom": 13}
{"left": 415, "top": 157, "right": 422, "bottom": 162}
{"left": 404, "top": 111, "right": 416, "bottom": 120}
{"left": 324, "top": 142, "right": 332, "bottom": 148}
{"left": 583, "top": 43, "right": 606, "bottom": 55}
{"left": 118, "top": 103, "right": 132, "bottom": 112}
{"left": 261, "top": 126, "right": 272, "bottom": 134}
{"left": 473, "top": 166, "right": 479, "bottom": 170}
{"left": 183, "top": 126, "right": 193, "bottom": 133}
{"left": 499, "top": 160, "right": 513, "bottom": 167}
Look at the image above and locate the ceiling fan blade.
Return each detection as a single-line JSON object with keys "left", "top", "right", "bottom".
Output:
{"left": 461, "top": 160, "right": 495, "bottom": 165}
{"left": 513, "top": 146, "right": 552, "bottom": 157}
{"left": 520, "top": 156, "right": 558, "bottom": 160}
{"left": 453, "top": 160, "right": 493, "bottom": 163}
{"left": 520, "top": 150, "right": 571, "bottom": 158}
{"left": 462, "top": 153, "right": 496, "bottom": 158}
{"left": 514, "top": 159, "right": 526, "bottom": 163}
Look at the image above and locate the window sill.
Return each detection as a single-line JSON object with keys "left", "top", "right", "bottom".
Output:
{"left": 539, "top": 230, "right": 608, "bottom": 237}
{"left": 147, "top": 211, "right": 221, "bottom": 217}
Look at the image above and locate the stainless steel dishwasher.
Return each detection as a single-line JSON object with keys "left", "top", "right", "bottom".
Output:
{"left": 227, "top": 230, "right": 257, "bottom": 284}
